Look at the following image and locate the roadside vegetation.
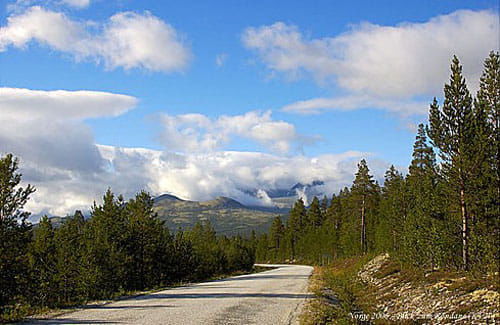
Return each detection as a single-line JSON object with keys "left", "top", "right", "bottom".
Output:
{"left": 302, "top": 254, "right": 499, "bottom": 324}
{"left": 257, "top": 52, "right": 500, "bottom": 323}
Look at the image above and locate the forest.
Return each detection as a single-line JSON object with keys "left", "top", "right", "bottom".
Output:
{"left": 1, "top": 52, "right": 498, "bottom": 321}
{"left": 0, "top": 166, "right": 255, "bottom": 321}
{"left": 256, "top": 52, "right": 499, "bottom": 274}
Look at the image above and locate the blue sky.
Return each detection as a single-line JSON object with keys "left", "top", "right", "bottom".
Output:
{"left": 0, "top": 0, "right": 498, "bottom": 214}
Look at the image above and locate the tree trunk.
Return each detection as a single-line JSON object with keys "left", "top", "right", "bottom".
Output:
{"left": 460, "top": 187, "right": 469, "bottom": 270}
{"left": 361, "top": 196, "right": 366, "bottom": 254}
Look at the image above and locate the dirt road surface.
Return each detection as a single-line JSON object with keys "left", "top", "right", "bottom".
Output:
{"left": 25, "top": 264, "right": 313, "bottom": 325}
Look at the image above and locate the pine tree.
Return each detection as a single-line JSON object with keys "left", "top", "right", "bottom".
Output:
{"left": 0, "top": 154, "right": 34, "bottom": 309}
{"left": 307, "top": 196, "right": 324, "bottom": 228}
{"left": 320, "top": 195, "right": 329, "bottom": 215}
{"left": 403, "top": 125, "right": 455, "bottom": 267}
{"left": 470, "top": 51, "right": 500, "bottom": 271}
{"left": 269, "top": 216, "right": 284, "bottom": 252}
{"left": 325, "top": 193, "right": 343, "bottom": 258}
{"left": 287, "top": 199, "right": 306, "bottom": 259}
{"left": 54, "top": 210, "right": 86, "bottom": 304}
{"left": 428, "top": 56, "right": 475, "bottom": 269}
{"left": 28, "top": 216, "right": 57, "bottom": 307}
{"left": 82, "top": 189, "right": 127, "bottom": 298}
{"left": 123, "top": 191, "right": 171, "bottom": 290}
{"left": 351, "top": 159, "right": 378, "bottom": 254}
{"left": 478, "top": 52, "right": 499, "bottom": 178}
{"left": 378, "top": 165, "right": 406, "bottom": 252}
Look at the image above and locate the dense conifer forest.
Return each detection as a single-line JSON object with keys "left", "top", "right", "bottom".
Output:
{"left": 0, "top": 52, "right": 498, "bottom": 322}
{"left": 256, "top": 52, "right": 499, "bottom": 274}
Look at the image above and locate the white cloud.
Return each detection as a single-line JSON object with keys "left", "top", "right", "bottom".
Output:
{"left": 0, "top": 6, "right": 191, "bottom": 72}
{"left": 93, "top": 146, "right": 370, "bottom": 208}
{"left": 0, "top": 87, "right": 137, "bottom": 182}
{"left": 60, "top": 0, "right": 90, "bottom": 8}
{"left": 159, "top": 110, "right": 316, "bottom": 154}
{"left": 0, "top": 87, "right": 388, "bottom": 217}
{"left": 0, "top": 87, "right": 137, "bottom": 121}
{"left": 243, "top": 10, "right": 499, "bottom": 115}
{"left": 24, "top": 145, "right": 376, "bottom": 216}
{"left": 282, "top": 95, "right": 428, "bottom": 115}
{"left": 0, "top": 87, "right": 372, "bottom": 216}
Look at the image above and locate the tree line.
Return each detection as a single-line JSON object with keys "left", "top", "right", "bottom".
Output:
{"left": 257, "top": 52, "right": 499, "bottom": 273}
{"left": 0, "top": 156, "right": 255, "bottom": 320}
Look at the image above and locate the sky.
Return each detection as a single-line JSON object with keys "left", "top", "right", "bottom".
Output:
{"left": 0, "top": 0, "right": 498, "bottom": 216}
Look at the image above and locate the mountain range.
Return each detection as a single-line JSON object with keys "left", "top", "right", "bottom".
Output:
{"left": 153, "top": 181, "right": 326, "bottom": 235}
{"left": 38, "top": 181, "right": 326, "bottom": 235}
{"left": 153, "top": 194, "right": 289, "bottom": 236}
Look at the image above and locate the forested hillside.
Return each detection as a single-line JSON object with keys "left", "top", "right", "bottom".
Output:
{"left": 256, "top": 52, "right": 499, "bottom": 273}
{"left": 153, "top": 194, "right": 288, "bottom": 235}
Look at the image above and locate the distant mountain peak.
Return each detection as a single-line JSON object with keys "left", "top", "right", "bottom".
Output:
{"left": 153, "top": 193, "right": 183, "bottom": 203}
{"left": 209, "top": 196, "right": 245, "bottom": 209}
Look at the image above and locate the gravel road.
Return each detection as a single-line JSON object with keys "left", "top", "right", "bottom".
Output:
{"left": 25, "top": 264, "right": 313, "bottom": 325}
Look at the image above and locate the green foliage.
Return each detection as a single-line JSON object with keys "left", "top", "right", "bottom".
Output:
{"left": 256, "top": 52, "right": 499, "bottom": 274}
{"left": 0, "top": 154, "right": 34, "bottom": 313}
{"left": 28, "top": 216, "right": 57, "bottom": 307}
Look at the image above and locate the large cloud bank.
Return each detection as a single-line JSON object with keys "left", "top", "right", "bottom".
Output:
{"left": 0, "top": 88, "right": 377, "bottom": 217}
{"left": 243, "top": 10, "right": 498, "bottom": 115}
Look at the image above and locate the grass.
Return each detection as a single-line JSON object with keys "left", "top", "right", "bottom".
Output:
{"left": 300, "top": 254, "right": 375, "bottom": 325}
{"left": 301, "top": 254, "right": 500, "bottom": 325}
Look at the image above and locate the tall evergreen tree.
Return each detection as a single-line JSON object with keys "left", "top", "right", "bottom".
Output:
{"left": 82, "top": 189, "right": 127, "bottom": 298}
{"left": 0, "top": 154, "right": 34, "bottom": 309}
{"left": 378, "top": 165, "right": 406, "bottom": 252}
{"left": 307, "top": 196, "right": 323, "bottom": 228}
{"left": 54, "top": 210, "right": 86, "bottom": 304}
{"left": 320, "top": 195, "right": 329, "bottom": 215}
{"left": 287, "top": 198, "right": 306, "bottom": 259}
{"left": 351, "top": 159, "right": 378, "bottom": 254}
{"left": 123, "top": 191, "right": 172, "bottom": 290}
{"left": 269, "top": 216, "right": 285, "bottom": 251}
{"left": 28, "top": 216, "right": 57, "bottom": 307}
{"left": 428, "top": 56, "right": 476, "bottom": 269}
{"left": 471, "top": 51, "right": 500, "bottom": 271}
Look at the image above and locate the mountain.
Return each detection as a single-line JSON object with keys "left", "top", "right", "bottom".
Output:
{"left": 153, "top": 193, "right": 183, "bottom": 203}
{"left": 153, "top": 195, "right": 289, "bottom": 235}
